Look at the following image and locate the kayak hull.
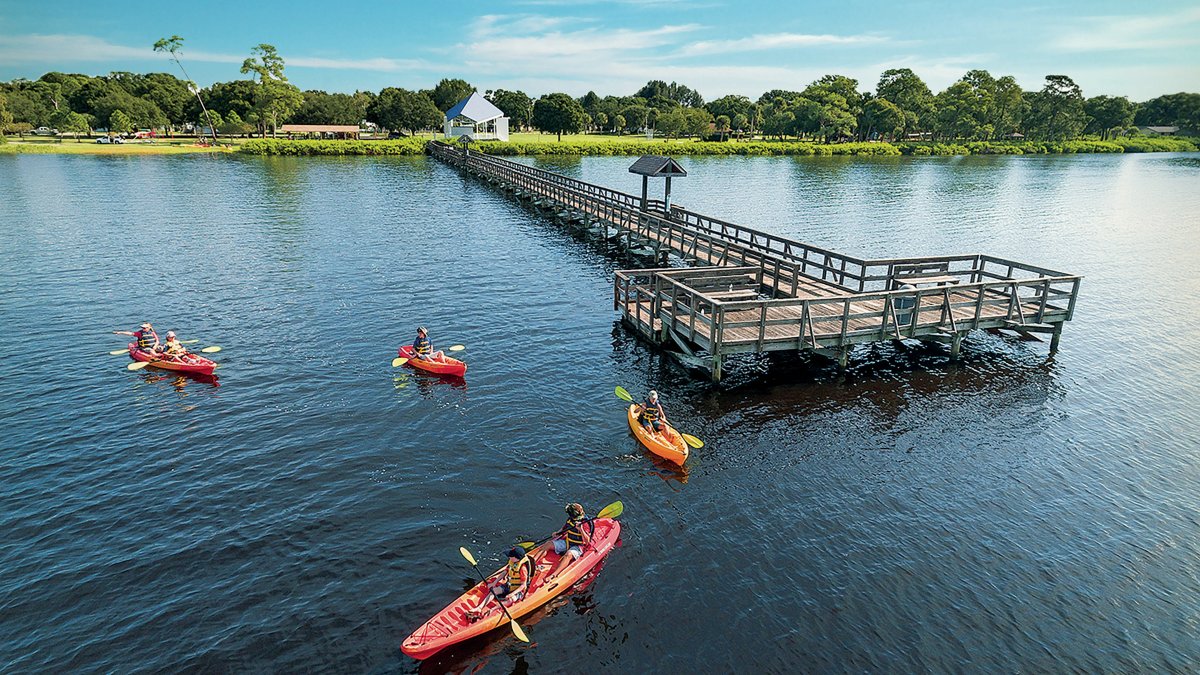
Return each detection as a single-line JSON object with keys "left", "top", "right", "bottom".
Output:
{"left": 398, "top": 345, "right": 467, "bottom": 378}
{"left": 128, "top": 343, "right": 217, "bottom": 376}
{"left": 401, "top": 518, "right": 620, "bottom": 660}
{"left": 627, "top": 404, "right": 689, "bottom": 465}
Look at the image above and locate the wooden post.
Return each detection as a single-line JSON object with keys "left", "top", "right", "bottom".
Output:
{"left": 711, "top": 351, "right": 723, "bottom": 382}
{"left": 641, "top": 176, "right": 648, "bottom": 211}
{"left": 664, "top": 176, "right": 673, "bottom": 211}
{"left": 949, "top": 331, "right": 963, "bottom": 360}
{"left": 1049, "top": 322, "right": 1063, "bottom": 353}
{"left": 837, "top": 346, "right": 850, "bottom": 369}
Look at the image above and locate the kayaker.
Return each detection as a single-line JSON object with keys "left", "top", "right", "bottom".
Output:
{"left": 548, "top": 503, "right": 592, "bottom": 580}
{"left": 464, "top": 547, "right": 533, "bottom": 620}
{"left": 161, "top": 331, "right": 189, "bottom": 360}
{"left": 412, "top": 326, "right": 445, "bottom": 363}
{"left": 114, "top": 322, "right": 160, "bottom": 353}
{"left": 634, "top": 390, "right": 667, "bottom": 435}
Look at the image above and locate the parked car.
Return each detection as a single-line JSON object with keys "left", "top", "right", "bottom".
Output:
{"left": 34, "top": 127, "right": 59, "bottom": 136}
{"left": 96, "top": 136, "right": 125, "bottom": 144}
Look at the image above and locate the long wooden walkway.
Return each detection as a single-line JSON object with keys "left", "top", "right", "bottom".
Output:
{"left": 428, "top": 141, "right": 1081, "bottom": 380}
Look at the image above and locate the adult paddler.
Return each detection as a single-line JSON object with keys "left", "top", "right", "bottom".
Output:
{"left": 114, "top": 322, "right": 160, "bottom": 353}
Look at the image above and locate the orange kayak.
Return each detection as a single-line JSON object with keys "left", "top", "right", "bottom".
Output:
{"left": 627, "top": 404, "right": 688, "bottom": 465}
{"left": 401, "top": 518, "right": 620, "bottom": 660}
{"left": 398, "top": 345, "right": 467, "bottom": 378}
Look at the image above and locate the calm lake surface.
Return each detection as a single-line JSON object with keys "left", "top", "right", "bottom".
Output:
{"left": 1, "top": 151, "right": 1198, "bottom": 673}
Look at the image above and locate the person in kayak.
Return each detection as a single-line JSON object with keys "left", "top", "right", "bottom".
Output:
{"left": 160, "top": 331, "right": 189, "bottom": 360}
{"left": 634, "top": 390, "right": 668, "bottom": 435}
{"left": 464, "top": 547, "right": 533, "bottom": 621}
{"left": 412, "top": 326, "right": 445, "bottom": 363}
{"left": 548, "top": 503, "right": 592, "bottom": 580}
{"left": 114, "top": 322, "right": 161, "bottom": 353}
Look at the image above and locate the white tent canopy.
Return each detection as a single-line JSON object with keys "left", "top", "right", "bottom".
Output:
{"left": 444, "top": 92, "right": 509, "bottom": 142}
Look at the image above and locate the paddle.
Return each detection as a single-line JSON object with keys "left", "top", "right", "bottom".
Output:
{"left": 448, "top": 345, "right": 465, "bottom": 352}
{"left": 515, "top": 500, "right": 624, "bottom": 552}
{"left": 458, "top": 547, "right": 529, "bottom": 643}
{"left": 109, "top": 349, "right": 128, "bottom": 355}
{"left": 179, "top": 339, "right": 200, "bottom": 345}
{"left": 200, "top": 346, "right": 221, "bottom": 353}
{"left": 614, "top": 386, "right": 705, "bottom": 449}
{"left": 127, "top": 361, "right": 149, "bottom": 371}
{"left": 392, "top": 357, "right": 409, "bottom": 367}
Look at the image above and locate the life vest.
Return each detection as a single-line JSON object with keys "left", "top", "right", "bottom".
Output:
{"left": 507, "top": 556, "right": 532, "bottom": 587}
{"left": 641, "top": 399, "right": 662, "bottom": 422}
{"left": 413, "top": 335, "right": 430, "bottom": 355}
{"left": 136, "top": 329, "right": 157, "bottom": 350}
{"left": 163, "top": 340, "right": 184, "bottom": 356}
{"left": 562, "top": 517, "right": 588, "bottom": 546}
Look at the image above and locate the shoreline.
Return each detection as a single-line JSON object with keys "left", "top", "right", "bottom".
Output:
{"left": 3, "top": 136, "right": 1194, "bottom": 157}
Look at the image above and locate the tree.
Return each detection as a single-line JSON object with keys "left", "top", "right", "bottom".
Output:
{"left": 656, "top": 108, "right": 686, "bottom": 138}
{"left": 52, "top": 109, "right": 90, "bottom": 141}
{"left": 934, "top": 81, "right": 982, "bottom": 140}
{"left": 618, "top": 105, "right": 648, "bottom": 131}
{"left": 861, "top": 98, "right": 904, "bottom": 140}
{"left": 0, "top": 91, "right": 11, "bottom": 138}
{"left": 635, "top": 80, "right": 703, "bottom": 107}
{"left": 732, "top": 112, "right": 748, "bottom": 134}
{"left": 218, "top": 110, "right": 255, "bottom": 136}
{"left": 532, "top": 93, "right": 587, "bottom": 140}
{"left": 1025, "top": 75, "right": 1088, "bottom": 141}
{"left": 154, "top": 36, "right": 218, "bottom": 140}
{"left": 429, "top": 78, "right": 474, "bottom": 112}
{"left": 683, "top": 107, "right": 713, "bottom": 138}
{"left": 198, "top": 80, "right": 258, "bottom": 122}
{"left": 1084, "top": 95, "right": 1134, "bottom": 139}
{"left": 108, "top": 109, "right": 133, "bottom": 135}
{"left": 876, "top": 68, "right": 933, "bottom": 136}
{"left": 366, "top": 87, "right": 441, "bottom": 136}
{"left": 579, "top": 90, "right": 601, "bottom": 117}
{"left": 706, "top": 95, "right": 753, "bottom": 124}
{"left": 715, "top": 114, "right": 730, "bottom": 141}
{"left": 292, "top": 91, "right": 366, "bottom": 125}
{"left": 486, "top": 89, "right": 533, "bottom": 130}
{"left": 595, "top": 111, "right": 608, "bottom": 132}
{"left": 990, "top": 76, "right": 1024, "bottom": 138}
{"left": 241, "top": 44, "right": 304, "bottom": 137}
{"left": 1135, "top": 92, "right": 1200, "bottom": 129}
{"left": 613, "top": 113, "right": 626, "bottom": 135}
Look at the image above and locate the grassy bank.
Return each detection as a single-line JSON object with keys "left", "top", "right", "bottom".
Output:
{"left": 238, "top": 138, "right": 428, "bottom": 155}
{"left": 0, "top": 137, "right": 235, "bottom": 155}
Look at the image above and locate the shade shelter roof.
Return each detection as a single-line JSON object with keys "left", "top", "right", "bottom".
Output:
{"left": 628, "top": 156, "right": 688, "bottom": 177}
{"left": 444, "top": 92, "right": 505, "bottom": 124}
{"left": 279, "top": 124, "right": 360, "bottom": 133}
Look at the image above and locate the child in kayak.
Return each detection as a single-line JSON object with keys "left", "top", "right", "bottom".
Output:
{"left": 548, "top": 503, "right": 592, "bottom": 580}
{"left": 412, "top": 326, "right": 445, "bottom": 363}
{"left": 465, "top": 547, "right": 533, "bottom": 620}
{"left": 160, "top": 331, "right": 189, "bottom": 360}
{"left": 114, "top": 322, "right": 161, "bottom": 353}
{"left": 634, "top": 390, "right": 668, "bottom": 435}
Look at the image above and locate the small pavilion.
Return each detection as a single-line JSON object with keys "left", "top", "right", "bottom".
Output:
{"left": 279, "top": 124, "right": 361, "bottom": 139}
{"left": 443, "top": 92, "right": 509, "bottom": 142}
{"left": 629, "top": 155, "right": 687, "bottom": 211}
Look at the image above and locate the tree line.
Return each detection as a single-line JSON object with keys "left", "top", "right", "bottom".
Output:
{"left": 1, "top": 40, "right": 1196, "bottom": 143}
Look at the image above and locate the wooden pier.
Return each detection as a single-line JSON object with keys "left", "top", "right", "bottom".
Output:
{"left": 428, "top": 140, "right": 1081, "bottom": 381}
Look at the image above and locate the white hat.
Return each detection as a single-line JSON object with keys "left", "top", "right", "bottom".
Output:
{"left": 166, "top": 331, "right": 176, "bottom": 338}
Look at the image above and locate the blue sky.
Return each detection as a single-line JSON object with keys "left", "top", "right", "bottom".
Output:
{"left": 1, "top": 0, "right": 1197, "bottom": 101}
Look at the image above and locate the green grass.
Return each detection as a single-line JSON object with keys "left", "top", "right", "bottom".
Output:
{"left": 0, "top": 136, "right": 236, "bottom": 155}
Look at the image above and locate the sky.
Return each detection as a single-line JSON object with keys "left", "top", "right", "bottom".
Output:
{"left": 0, "top": 0, "right": 1197, "bottom": 101}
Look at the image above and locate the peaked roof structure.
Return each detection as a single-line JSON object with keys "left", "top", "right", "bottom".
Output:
{"left": 444, "top": 92, "right": 505, "bottom": 123}
{"left": 628, "top": 156, "right": 688, "bottom": 177}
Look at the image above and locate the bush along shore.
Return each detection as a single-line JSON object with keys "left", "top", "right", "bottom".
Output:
{"left": 229, "top": 136, "right": 1197, "bottom": 157}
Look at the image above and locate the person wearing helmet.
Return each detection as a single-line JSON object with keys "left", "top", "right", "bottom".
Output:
{"left": 548, "top": 503, "right": 592, "bottom": 580}
{"left": 114, "top": 322, "right": 161, "bottom": 353}
{"left": 160, "top": 331, "right": 189, "bottom": 360}
{"left": 634, "top": 390, "right": 667, "bottom": 435}
{"left": 464, "top": 547, "right": 533, "bottom": 621}
{"left": 412, "top": 326, "right": 445, "bottom": 363}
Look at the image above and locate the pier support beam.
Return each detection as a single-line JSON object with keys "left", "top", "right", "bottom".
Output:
{"left": 1049, "top": 322, "right": 1063, "bottom": 354}
{"left": 710, "top": 353, "right": 723, "bottom": 382}
{"left": 949, "top": 331, "right": 964, "bottom": 360}
{"left": 837, "top": 347, "right": 850, "bottom": 369}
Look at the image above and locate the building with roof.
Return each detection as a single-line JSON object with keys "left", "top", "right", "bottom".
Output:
{"left": 444, "top": 92, "right": 509, "bottom": 142}
{"left": 1138, "top": 126, "right": 1180, "bottom": 136}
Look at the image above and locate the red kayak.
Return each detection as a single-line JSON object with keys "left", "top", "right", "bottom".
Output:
{"left": 401, "top": 518, "right": 620, "bottom": 660}
{"left": 128, "top": 343, "right": 217, "bottom": 376}
{"left": 398, "top": 345, "right": 467, "bottom": 378}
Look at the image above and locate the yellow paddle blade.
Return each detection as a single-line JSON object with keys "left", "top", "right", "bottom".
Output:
{"left": 681, "top": 433, "right": 705, "bottom": 449}
{"left": 448, "top": 344, "right": 465, "bottom": 352}
{"left": 179, "top": 339, "right": 200, "bottom": 345}
{"left": 596, "top": 500, "right": 624, "bottom": 520}
{"left": 516, "top": 540, "right": 537, "bottom": 551}
{"left": 614, "top": 386, "right": 633, "bottom": 402}
{"left": 509, "top": 619, "right": 529, "bottom": 643}
{"left": 200, "top": 346, "right": 221, "bottom": 353}
{"left": 127, "top": 361, "right": 149, "bottom": 371}
{"left": 109, "top": 349, "right": 128, "bottom": 355}
{"left": 459, "top": 546, "right": 477, "bottom": 566}
{"left": 392, "top": 357, "right": 409, "bottom": 367}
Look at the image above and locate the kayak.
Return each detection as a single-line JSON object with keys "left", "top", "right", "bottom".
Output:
{"left": 401, "top": 518, "right": 621, "bottom": 660}
{"left": 627, "top": 404, "right": 689, "bottom": 465}
{"left": 398, "top": 344, "right": 467, "bottom": 378}
{"left": 128, "top": 343, "right": 217, "bottom": 376}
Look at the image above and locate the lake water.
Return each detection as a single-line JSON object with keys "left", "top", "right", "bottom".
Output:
{"left": 1, "top": 151, "right": 1198, "bottom": 673}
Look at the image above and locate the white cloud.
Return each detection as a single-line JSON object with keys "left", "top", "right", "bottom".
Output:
{"left": 1052, "top": 7, "right": 1200, "bottom": 52}
{"left": 680, "top": 32, "right": 887, "bottom": 56}
{"left": 0, "top": 33, "right": 429, "bottom": 73}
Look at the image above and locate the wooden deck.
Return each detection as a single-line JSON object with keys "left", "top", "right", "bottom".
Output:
{"left": 428, "top": 141, "right": 1081, "bottom": 380}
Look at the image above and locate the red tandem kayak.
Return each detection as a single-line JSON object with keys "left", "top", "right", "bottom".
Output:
{"left": 401, "top": 518, "right": 620, "bottom": 660}
{"left": 128, "top": 343, "right": 217, "bottom": 376}
{"left": 398, "top": 344, "right": 467, "bottom": 378}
